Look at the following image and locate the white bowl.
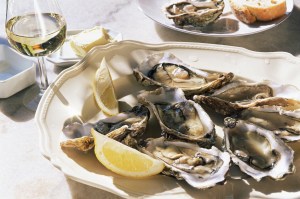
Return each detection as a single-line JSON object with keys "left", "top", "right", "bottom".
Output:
{"left": 0, "top": 45, "right": 36, "bottom": 98}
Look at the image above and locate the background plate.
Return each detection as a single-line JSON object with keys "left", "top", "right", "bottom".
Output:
{"left": 138, "top": 0, "right": 294, "bottom": 37}
{"left": 36, "top": 41, "right": 300, "bottom": 198}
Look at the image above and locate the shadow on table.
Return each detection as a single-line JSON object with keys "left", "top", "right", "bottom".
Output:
{"left": 0, "top": 84, "right": 36, "bottom": 122}
{"left": 155, "top": 5, "right": 300, "bottom": 56}
{"left": 0, "top": 37, "right": 9, "bottom": 46}
{"left": 66, "top": 178, "right": 122, "bottom": 199}
{"left": 61, "top": 142, "right": 300, "bottom": 199}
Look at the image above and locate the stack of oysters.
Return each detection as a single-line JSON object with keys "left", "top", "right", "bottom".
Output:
{"left": 61, "top": 52, "right": 300, "bottom": 189}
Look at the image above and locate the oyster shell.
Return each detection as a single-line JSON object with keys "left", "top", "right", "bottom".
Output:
{"left": 133, "top": 53, "right": 234, "bottom": 96}
{"left": 223, "top": 118, "right": 295, "bottom": 181}
{"left": 164, "top": 0, "right": 225, "bottom": 27}
{"left": 138, "top": 87, "right": 215, "bottom": 146}
{"left": 193, "top": 79, "right": 300, "bottom": 142}
{"left": 195, "top": 96, "right": 300, "bottom": 141}
{"left": 139, "top": 137, "right": 230, "bottom": 189}
{"left": 199, "top": 80, "right": 300, "bottom": 107}
{"left": 239, "top": 106, "right": 300, "bottom": 142}
{"left": 60, "top": 105, "right": 150, "bottom": 151}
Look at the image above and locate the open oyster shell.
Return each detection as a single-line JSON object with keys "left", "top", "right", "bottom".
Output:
{"left": 139, "top": 137, "right": 230, "bottom": 189}
{"left": 211, "top": 80, "right": 300, "bottom": 102}
{"left": 164, "top": 0, "right": 225, "bottom": 27}
{"left": 138, "top": 87, "right": 215, "bottom": 146}
{"left": 60, "top": 105, "right": 150, "bottom": 151}
{"left": 133, "top": 52, "right": 234, "bottom": 96}
{"left": 193, "top": 79, "right": 300, "bottom": 141}
{"left": 194, "top": 80, "right": 300, "bottom": 112}
{"left": 223, "top": 118, "right": 295, "bottom": 181}
{"left": 239, "top": 106, "right": 300, "bottom": 142}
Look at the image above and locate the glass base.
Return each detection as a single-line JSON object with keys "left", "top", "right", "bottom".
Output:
{"left": 22, "top": 84, "right": 45, "bottom": 111}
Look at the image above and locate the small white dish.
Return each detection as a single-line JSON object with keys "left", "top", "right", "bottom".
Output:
{"left": 47, "top": 29, "right": 122, "bottom": 67}
{"left": 0, "top": 45, "right": 36, "bottom": 98}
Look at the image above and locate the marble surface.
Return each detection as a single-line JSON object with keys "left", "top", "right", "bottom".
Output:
{"left": 1, "top": 0, "right": 300, "bottom": 198}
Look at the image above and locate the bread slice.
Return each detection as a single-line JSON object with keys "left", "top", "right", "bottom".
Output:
{"left": 229, "top": 0, "right": 287, "bottom": 24}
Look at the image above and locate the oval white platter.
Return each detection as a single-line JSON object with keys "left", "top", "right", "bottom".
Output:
{"left": 36, "top": 41, "right": 300, "bottom": 198}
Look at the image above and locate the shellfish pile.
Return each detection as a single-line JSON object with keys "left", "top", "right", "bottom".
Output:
{"left": 61, "top": 52, "right": 300, "bottom": 189}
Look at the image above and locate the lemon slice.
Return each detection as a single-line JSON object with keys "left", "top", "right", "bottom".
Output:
{"left": 93, "top": 58, "right": 118, "bottom": 115}
{"left": 91, "top": 128, "right": 165, "bottom": 178}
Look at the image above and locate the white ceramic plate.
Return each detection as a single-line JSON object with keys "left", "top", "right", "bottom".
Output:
{"left": 46, "top": 29, "right": 122, "bottom": 67}
{"left": 137, "top": 0, "right": 294, "bottom": 37}
{"left": 36, "top": 41, "right": 300, "bottom": 198}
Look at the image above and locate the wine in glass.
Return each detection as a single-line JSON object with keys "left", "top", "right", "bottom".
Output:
{"left": 5, "top": 0, "right": 66, "bottom": 109}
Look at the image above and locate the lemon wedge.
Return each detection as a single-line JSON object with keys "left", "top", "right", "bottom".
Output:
{"left": 93, "top": 58, "right": 118, "bottom": 116}
{"left": 91, "top": 128, "right": 165, "bottom": 178}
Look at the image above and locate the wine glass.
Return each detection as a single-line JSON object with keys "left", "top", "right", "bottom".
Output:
{"left": 5, "top": 0, "right": 66, "bottom": 110}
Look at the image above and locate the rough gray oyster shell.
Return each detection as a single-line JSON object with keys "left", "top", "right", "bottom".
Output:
{"left": 60, "top": 105, "right": 150, "bottom": 151}
{"left": 138, "top": 87, "right": 215, "bottom": 146}
{"left": 223, "top": 118, "right": 295, "bottom": 181}
{"left": 133, "top": 52, "right": 234, "bottom": 96}
{"left": 139, "top": 137, "right": 230, "bottom": 189}
{"left": 164, "top": 0, "right": 225, "bottom": 27}
{"left": 193, "top": 80, "right": 300, "bottom": 141}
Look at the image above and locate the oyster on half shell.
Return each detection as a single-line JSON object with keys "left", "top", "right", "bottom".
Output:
{"left": 211, "top": 80, "right": 300, "bottom": 103}
{"left": 133, "top": 53, "right": 234, "bottom": 96}
{"left": 238, "top": 105, "right": 300, "bottom": 142}
{"left": 164, "top": 0, "right": 225, "bottom": 27}
{"left": 138, "top": 87, "right": 215, "bottom": 146}
{"left": 60, "top": 105, "right": 150, "bottom": 151}
{"left": 223, "top": 118, "right": 295, "bottom": 181}
{"left": 139, "top": 137, "right": 230, "bottom": 189}
{"left": 195, "top": 80, "right": 300, "bottom": 112}
{"left": 193, "top": 79, "right": 300, "bottom": 141}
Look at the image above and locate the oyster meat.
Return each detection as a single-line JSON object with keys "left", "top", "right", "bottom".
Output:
{"left": 139, "top": 137, "right": 230, "bottom": 189}
{"left": 223, "top": 118, "right": 295, "bottom": 181}
{"left": 238, "top": 106, "right": 300, "bottom": 142}
{"left": 138, "top": 87, "right": 215, "bottom": 146}
{"left": 193, "top": 79, "right": 300, "bottom": 141}
{"left": 194, "top": 80, "right": 300, "bottom": 115}
{"left": 193, "top": 80, "right": 276, "bottom": 116}
{"left": 133, "top": 53, "right": 234, "bottom": 96}
{"left": 60, "top": 105, "right": 150, "bottom": 151}
{"left": 164, "top": 0, "right": 225, "bottom": 27}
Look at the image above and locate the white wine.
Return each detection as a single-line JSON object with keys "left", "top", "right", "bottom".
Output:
{"left": 6, "top": 13, "right": 66, "bottom": 57}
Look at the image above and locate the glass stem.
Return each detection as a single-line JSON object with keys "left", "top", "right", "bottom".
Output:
{"left": 37, "top": 56, "right": 49, "bottom": 91}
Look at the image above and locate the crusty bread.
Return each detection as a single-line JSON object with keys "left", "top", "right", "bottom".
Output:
{"left": 229, "top": 0, "right": 287, "bottom": 24}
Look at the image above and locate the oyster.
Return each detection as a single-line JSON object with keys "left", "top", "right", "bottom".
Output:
{"left": 193, "top": 79, "right": 300, "bottom": 141}
{"left": 139, "top": 137, "right": 230, "bottom": 189}
{"left": 238, "top": 106, "right": 300, "bottom": 142}
{"left": 133, "top": 53, "right": 234, "bottom": 96}
{"left": 197, "top": 80, "right": 300, "bottom": 106}
{"left": 138, "top": 87, "right": 215, "bottom": 146}
{"left": 60, "top": 105, "right": 150, "bottom": 151}
{"left": 193, "top": 80, "right": 270, "bottom": 116}
{"left": 223, "top": 118, "right": 295, "bottom": 181}
{"left": 209, "top": 80, "right": 274, "bottom": 104}
{"left": 164, "top": 0, "right": 225, "bottom": 27}
{"left": 195, "top": 96, "right": 300, "bottom": 141}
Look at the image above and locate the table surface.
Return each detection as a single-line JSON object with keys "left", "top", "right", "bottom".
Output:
{"left": 1, "top": 0, "right": 300, "bottom": 198}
